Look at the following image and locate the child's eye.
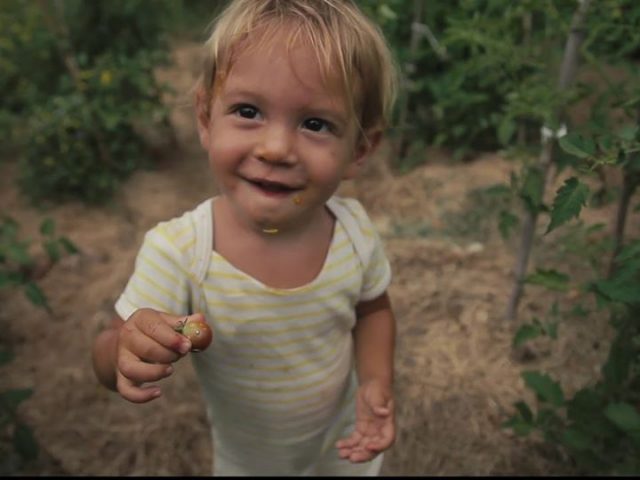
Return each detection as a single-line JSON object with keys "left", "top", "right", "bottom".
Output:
{"left": 233, "top": 104, "right": 260, "bottom": 120}
{"left": 302, "top": 118, "right": 331, "bottom": 133}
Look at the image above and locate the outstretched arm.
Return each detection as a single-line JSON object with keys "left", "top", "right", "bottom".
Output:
{"left": 92, "top": 315, "right": 125, "bottom": 391}
{"left": 336, "top": 291, "right": 396, "bottom": 463}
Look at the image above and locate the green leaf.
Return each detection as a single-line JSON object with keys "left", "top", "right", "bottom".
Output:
{"left": 378, "top": 4, "right": 397, "bottom": 21}
{"left": 567, "top": 388, "right": 604, "bottom": 424}
{"left": 514, "top": 401, "right": 534, "bottom": 423}
{"left": 484, "top": 184, "right": 512, "bottom": 198}
{"left": 0, "top": 216, "right": 19, "bottom": 238}
{"left": 513, "top": 323, "right": 543, "bottom": 347}
{"left": 544, "top": 322, "right": 558, "bottom": 340}
{"left": 545, "top": 177, "right": 590, "bottom": 234}
{"left": 618, "top": 124, "right": 639, "bottom": 142}
{"left": 593, "top": 278, "right": 640, "bottom": 304}
{"left": 502, "top": 415, "right": 534, "bottom": 436}
{"left": 23, "top": 282, "right": 49, "bottom": 311}
{"left": 39, "top": 218, "right": 55, "bottom": 237}
{"left": 537, "top": 407, "right": 563, "bottom": 431}
{"left": 498, "top": 210, "right": 519, "bottom": 240}
{"left": 59, "top": 237, "right": 79, "bottom": 254}
{"left": 6, "top": 244, "right": 32, "bottom": 267}
{"left": 13, "top": 422, "right": 39, "bottom": 461}
{"left": 519, "top": 167, "right": 544, "bottom": 214}
{"left": 602, "top": 334, "right": 634, "bottom": 388}
{"left": 561, "top": 427, "right": 593, "bottom": 451}
{"left": 525, "top": 269, "right": 570, "bottom": 292}
{"left": 0, "top": 388, "right": 33, "bottom": 412}
{"left": 559, "top": 133, "right": 596, "bottom": 159}
{"left": 597, "top": 133, "right": 615, "bottom": 153}
{"left": 616, "top": 240, "right": 640, "bottom": 263}
{"left": 0, "top": 347, "right": 14, "bottom": 366}
{"left": 522, "top": 371, "right": 564, "bottom": 407}
{"left": 498, "top": 117, "right": 516, "bottom": 146}
{"left": 0, "top": 270, "right": 22, "bottom": 289}
{"left": 604, "top": 403, "right": 640, "bottom": 433}
{"left": 44, "top": 240, "right": 61, "bottom": 262}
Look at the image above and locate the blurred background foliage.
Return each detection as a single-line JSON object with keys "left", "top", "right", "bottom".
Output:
{"left": 1, "top": 0, "right": 639, "bottom": 204}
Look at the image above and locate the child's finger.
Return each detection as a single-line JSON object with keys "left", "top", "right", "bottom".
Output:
{"left": 116, "top": 370, "right": 163, "bottom": 404}
{"left": 365, "top": 436, "right": 392, "bottom": 453}
{"left": 373, "top": 405, "right": 390, "bottom": 416}
{"left": 121, "top": 328, "right": 183, "bottom": 364}
{"left": 337, "top": 448, "right": 352, "bottom": 459}
{"left": 348, "top": 449, "right": 375, "bottom": 463}
{"left": 129, "top": 310, "right": 192, "bottom": 354}
{"left": 335, "top": 431, "right": 362, "bottom": 449}
{"left": 118, "top": 355, "right": 174, "bottom": 384}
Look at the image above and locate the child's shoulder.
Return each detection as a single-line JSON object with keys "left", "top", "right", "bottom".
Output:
{"left": 328, "top": 195, "right": 380, "bottom": 266}
{"left": 142, "top": 197, "right": 212, "bottom": 258}
{"left": 328, "top": 195, "right": 375, "bottom": 233}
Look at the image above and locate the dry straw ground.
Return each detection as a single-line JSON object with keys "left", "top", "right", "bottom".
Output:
{"left": 1, "top": 42, "right": 629, "bottom": 475}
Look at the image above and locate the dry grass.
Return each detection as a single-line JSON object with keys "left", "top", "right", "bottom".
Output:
{"left": 2, "top": 41, "right": 635, "bottom": 476}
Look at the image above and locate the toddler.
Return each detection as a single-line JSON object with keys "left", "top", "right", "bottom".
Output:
{"left": 92, "top": 0, "right": 398, "bottom": 475}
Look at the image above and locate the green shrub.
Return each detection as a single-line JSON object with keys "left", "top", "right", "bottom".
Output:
{"left": 2, "top": 0, "right": 175, "bottom": 204}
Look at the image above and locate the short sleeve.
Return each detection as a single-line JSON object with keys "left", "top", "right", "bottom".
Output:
{"left": 360, "top": 226, "right": 392, "bottom": 301}
{"left": 114, "top": 223, "right": 192, "bottom": 321}
{"left": 331, "top": 197, "right": 392, "bottom": 302}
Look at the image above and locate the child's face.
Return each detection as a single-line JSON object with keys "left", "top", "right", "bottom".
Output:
{"left": 197, "top": 30, "right": 378, "bottom": 233}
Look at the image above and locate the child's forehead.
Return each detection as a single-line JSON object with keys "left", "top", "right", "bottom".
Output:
{"left": 222, "top": 27, "right": 351, "bottom": 100}
{"left": 220, "top": 41, "right": 350, "bottom": 110}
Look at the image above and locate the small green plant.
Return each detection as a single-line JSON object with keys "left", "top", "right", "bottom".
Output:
{"left": 0, "top": 216, "right": 78, "bottom": 311}
{"left": 504, "top": 244, "right": 640, "bottom": 474}
{"left": 0, "top": 347, "right": 38, "bottom": 475}
{"left": 0, "top": 216, "right": 77, "bottom": 473}
{"left": 503, "top": 78, "right": 640, "bottom": 474}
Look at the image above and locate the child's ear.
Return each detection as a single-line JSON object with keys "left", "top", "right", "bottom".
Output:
{"left": 344, "top": 128, "right": 382, "bottom": 180}
{"left": 194, "top": 85, "right": 211, "bottom": 148}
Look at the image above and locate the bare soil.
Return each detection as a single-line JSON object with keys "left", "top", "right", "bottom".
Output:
{"left": 1, "top": 42, "right": 633, "bottom": 476}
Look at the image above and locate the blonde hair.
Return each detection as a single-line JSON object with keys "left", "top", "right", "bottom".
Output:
{"left": 198, "top": 0, "right": 398, "bottom": 132}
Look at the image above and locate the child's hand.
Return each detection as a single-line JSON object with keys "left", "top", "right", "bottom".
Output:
{"left": 335, "top": 380, "right": 395, "bottom": 463}
{"left": 115, "top": 309, "right": 204, "bottom": 403}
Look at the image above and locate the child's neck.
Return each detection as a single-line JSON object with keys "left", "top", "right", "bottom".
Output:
{"left": 212, "top": 197, "right": 335, "bottom": 289}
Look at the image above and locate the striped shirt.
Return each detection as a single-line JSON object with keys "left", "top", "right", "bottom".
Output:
{"left": 115, "top": 196, "right": 391, "bottom": 475}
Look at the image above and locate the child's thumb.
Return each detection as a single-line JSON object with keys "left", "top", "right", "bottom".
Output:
{"left": 162, "top": 312, "right": 207, "bottom": 330}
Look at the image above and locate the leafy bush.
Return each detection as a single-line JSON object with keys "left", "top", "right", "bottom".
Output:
{"left": 2, "top": 0, "right": 176, "bottom": 204}
{"left": 505, "top": 243, "right": 640, "bottom": 474}
{"left": 358, "top": 0, "right": 640, "bottom": 167}
{"left": 503, "top": 86, "right": 640, "bottom": 474}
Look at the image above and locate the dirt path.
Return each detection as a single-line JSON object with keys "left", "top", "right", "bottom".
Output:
{"left": 0, "top": 42, "right": 622, "bottom": 475}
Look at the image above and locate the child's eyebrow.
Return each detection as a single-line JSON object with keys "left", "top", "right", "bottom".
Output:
{"left": 219, "top": 88, "right": 261, "bottom": 102}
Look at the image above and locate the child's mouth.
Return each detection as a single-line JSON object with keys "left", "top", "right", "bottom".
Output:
{"left": 247, "top": 178, "right": 301, "bottom": 196}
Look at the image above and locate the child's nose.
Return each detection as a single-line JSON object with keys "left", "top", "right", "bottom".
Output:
{"left": 254, "top": 125, "right": 297, "bottom": 165}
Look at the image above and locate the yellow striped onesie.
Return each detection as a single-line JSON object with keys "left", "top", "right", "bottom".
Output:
{"left": 115, "top": 195, "right": 392, "bottom": 476}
